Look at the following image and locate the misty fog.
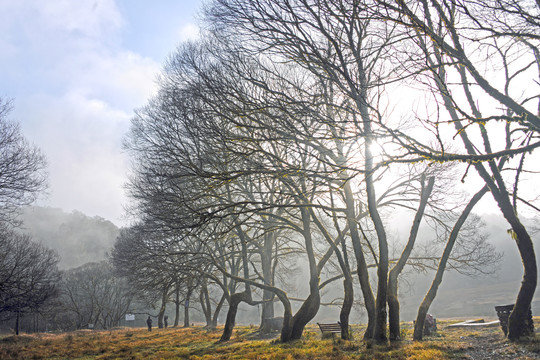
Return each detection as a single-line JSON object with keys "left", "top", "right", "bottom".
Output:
{"left": 11, "top": 206, "right": 537, "bottom": 328}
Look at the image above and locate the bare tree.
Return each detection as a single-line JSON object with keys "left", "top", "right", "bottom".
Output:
{"left": 61, "top": 261, "right": 132, "bottom": 330}
{"left": 374, "top": 0, "right": 540, "bottom": 340}
{"left": 0, "top": 225, "right": 60, "bottom": 334}
{"left": 0, "top": 98, "right": 47, "bottom": 224}
{"left": 123, "top": 0, "right": 505, "bottom": 345}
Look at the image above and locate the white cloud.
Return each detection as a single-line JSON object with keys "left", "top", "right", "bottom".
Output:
{"left": 2, "top": 1, "right": 165, "bottom": 225}
{"left": 36, "top": 0, "right": 123, "bottom": 38}
{"left": 0, "top": 0, "right": 123, "bottom": 40}
{"left": 178, "top": 23, "right": 200, "bottom": 42}
{"left": 16, "top": 91, "right": 131, "bottom": 224}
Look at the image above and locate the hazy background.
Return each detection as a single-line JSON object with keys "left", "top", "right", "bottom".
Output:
{"left": 2, "top": 0, "right": 538, "bottom": 327}
{"left": 17, "top": 205, "right": 540, "bottom": 325}
{"left": 0, "top": 0, "right": 203, "bottom": 225}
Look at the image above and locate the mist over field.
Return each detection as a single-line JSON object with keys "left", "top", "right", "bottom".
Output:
{"left": 18, "top": 207, "right": 119, "bottom": 269}
{"left": 8, "top": 206, "right": 537, "bottom": 329}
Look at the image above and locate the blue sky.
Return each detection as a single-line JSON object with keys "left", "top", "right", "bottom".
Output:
{"left": 0, "top": 0, "right": 203, "bottom": 225}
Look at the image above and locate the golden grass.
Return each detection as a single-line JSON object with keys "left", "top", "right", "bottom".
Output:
{"left": 0, "top": 319, "right": 537, "bottom": 359}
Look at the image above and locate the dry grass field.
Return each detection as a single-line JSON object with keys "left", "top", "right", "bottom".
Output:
{"left": 0, "top": 320, "right": 539, "bottom": 359}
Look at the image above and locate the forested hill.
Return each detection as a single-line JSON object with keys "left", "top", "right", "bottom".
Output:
{"left": 17, "top": 206, "right": 119, "bottom": 270}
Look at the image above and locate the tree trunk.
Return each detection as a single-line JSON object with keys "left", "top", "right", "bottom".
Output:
{"left": 220, "top": 223, "right": 256, "bottom": 341}
{"left": 220, "top": 291, "right": 250, "bottom": 341}
{"left": 473, "top": 160, "right": 537, "bottom": 340}
{"left": 425, "top": 38, "right": 537, "bottom": 340}
{"left": 343, "top": 182, "right": 376, "bottom": 339}
{"left": 200, "top": 280, "right": 213, "bottom": 327}
{"left": 387, "top": 274, "right": 400, "bottom": 341}
{"left": 158, "top": 286, "right": 168, "bottom": 328}
{"left": 287, "top": 206, "right": 321, "bottom": 340}
{"left": 184, "top": 288, "right": 193, "bottom": 327}
{"left": 174, "top": 285, "right": 180, "bottom": 327}
{"left": 340, "top": 274, "right": 354, "bottom": 340}
{"left": 15, "top": 311, "right": 20, "bottom": 335}
{"left": 388, "top": 175, "right": 434, "bottom": 340}
{"left": 278, "top": 294, "right": 294, "bottom": 342}
{"left": 413, "top": 187, "right": 488, "bottom": 340}
{"left": 212, "top": 294, "right": 226, "bottom": 327}
{"left": 290, "top": 290, "right": 320, "bottom": 340}
{"left": 364, "top": 136, "right": 389, "bottom": 343}
{"left": 259, "top": 232, "right": 275, "bottom": 333}
{"left": 496, "top": 196, "right": 537, "bottom": 340}
{"left": 339, "top": 230, "right": 354, "bottom": 341}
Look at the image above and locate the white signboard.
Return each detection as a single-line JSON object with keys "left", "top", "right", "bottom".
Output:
{"left": 125, "top": 314, "right": 135, "bottom": 321}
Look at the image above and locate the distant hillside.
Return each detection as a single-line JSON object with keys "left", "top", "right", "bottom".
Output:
{"left": 14, "top": 206, "right": 540, "bottom": 322}
{"left": 18, "top": 206, "right": 119, "bottom": 270}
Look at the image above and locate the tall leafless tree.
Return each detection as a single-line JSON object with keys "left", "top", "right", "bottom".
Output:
{"left": 61, "top": 261, "right": 132, "bottom": 330}
{"left": 374, "top": 0, "right": 540, "bottom": 340}
{"left": 0, "top": 225, "right": 60, "bottom": 334}
{"left": 0, "top": 98, "right": 47, "bottom": 225}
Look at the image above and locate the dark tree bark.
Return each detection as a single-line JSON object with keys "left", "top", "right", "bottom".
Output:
{"left": 212, "top": 294, "right": 226, "bottom": 327}
{"left": 259, "top": 231, "right": 275, "bottom": 333}
{"left": 157, "top": 286, "right": 169, "bottom": 329}
{"left": 15, "top": 311, "right": 20, "bottom": 335}
{"left": 200, "top": 280, "right": 213, "bottom": 327}
{"left": 340, "top": 274, "right": 354, "bottom": 340}
{"left": 174, "top": 285, "right": 180, "bottom": 327}
{"left": 284, "top": 205, "right": 322, "bottom": 341}
{"left": 490, "top": 186, "right": 537, "bottom": 340}
{"left": 343, "top": 182, "right": 376, "bottom": 339}
{"left": 184, "top": 286, "right": 194, "bottom": 327}
{"left": 219, "top": 291, "right": 257, "bottom": 341}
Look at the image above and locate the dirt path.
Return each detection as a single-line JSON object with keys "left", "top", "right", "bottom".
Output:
{"left": 456, "top": 329, "right": 539, "bottom": 359}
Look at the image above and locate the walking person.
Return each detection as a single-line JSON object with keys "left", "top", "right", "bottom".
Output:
{"left": 147, "top": 316, "right": 152, "bottom": 332}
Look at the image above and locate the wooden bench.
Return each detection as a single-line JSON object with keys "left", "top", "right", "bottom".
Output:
{"left": 317, "top": 322, "right": 342, "bottom": 337}
{"left": 495, "top": 304, "right": 534, "bottom": 336}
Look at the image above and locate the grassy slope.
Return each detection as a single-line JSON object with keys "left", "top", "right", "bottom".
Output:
{"left": 0, "top": 320, "right": 538, "bottom": 359}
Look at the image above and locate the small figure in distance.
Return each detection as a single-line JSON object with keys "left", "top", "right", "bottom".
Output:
{"left": 147, "top": 316, "right": 152, "bottom": 332}
{"left": 164, "top": 315, "right": 168, "bottom": 328}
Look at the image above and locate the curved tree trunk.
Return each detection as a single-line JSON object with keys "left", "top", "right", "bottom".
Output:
{"left": 220, "top": 292, "right": 245, "bottom": 341}
{"left": 418, "top": 29, "right": 537, "bottom": 341}
{"left": 495, "top": 194, "right": 537, "bottom": 340}
{"left": 413, "top": 186, "right": 488, "bottom": 340}
{"left": 340, "top": 274, "right": 354, "bottom": 340}
{"left": 290, "top": 290, "right": 321, "bottom": 340}
{"left": 364, "top": 128, "right": 389, "bottom": 343}
{"left": 287, "top": 207, "right": 322, "bottom": 340}
{"left": 220, "top": 222, "right": 258, "bottom": 341}
{"left": 276, "top": 291, "right": 294, "bottom": 342}
{"left": 212, "top": 294, "right": 226, "bottom": 327}
{"left": 388, "top": 175, "right": 434, "bottom": 340}
{"left": 339, "top": 232, "right": 354, "bottom": 341}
